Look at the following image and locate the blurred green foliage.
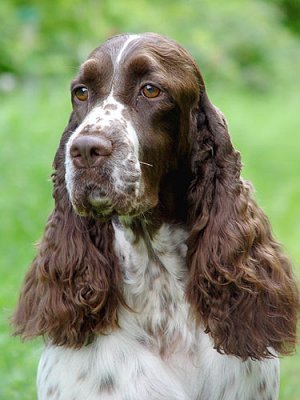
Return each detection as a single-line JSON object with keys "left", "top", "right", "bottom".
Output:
{"left": 1, "top": 0, "right": 300, "bottom": 90}
{"left": 271, "top": 0, "right": 300, "bottom": 34}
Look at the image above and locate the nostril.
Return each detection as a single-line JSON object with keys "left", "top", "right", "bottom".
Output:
{"left": 70, "top": 145, "right": 82, "bottom": 159}
{"left": 70, "top": 135, "right": 113, "bottom": 168}
{"left": 91, "top": 146, "right": 102, "bottom": 158}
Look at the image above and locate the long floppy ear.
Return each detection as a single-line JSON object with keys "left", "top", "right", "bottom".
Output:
{"left": 12, "top": 113, "right": 124, "bottom": 348}
{"left": 186, "top": 91, "right": 299, "bottom": 360}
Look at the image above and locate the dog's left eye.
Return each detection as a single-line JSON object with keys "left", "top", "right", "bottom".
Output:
{"left": 74, "top": 86, "right": 89, "bottom": 102}
{"left": 141, "top": 84, "right": 161, "bottom": 99}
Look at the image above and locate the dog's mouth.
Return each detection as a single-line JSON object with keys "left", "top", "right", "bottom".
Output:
{"left": 71, "top": 186, "right": 114, "bottom": 218}
{"left": 87, "top": 189, "right": 114, "bottom": 217}
{"left": 71, "top": 184, "right": 145, "bottom": 220}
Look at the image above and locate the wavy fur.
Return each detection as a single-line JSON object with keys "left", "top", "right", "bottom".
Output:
{"left": 12, "top": 114, "right": 124, "bottom": 347}
{"left": 186, "top": 91, "right": 299, "bottom": 359}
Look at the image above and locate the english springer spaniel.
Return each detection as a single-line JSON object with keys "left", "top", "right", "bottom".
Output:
{"left": 13, "top": 33, "right": 299, "bottom": 400}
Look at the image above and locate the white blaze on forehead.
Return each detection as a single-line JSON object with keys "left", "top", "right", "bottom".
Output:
{"left": 66, "top": 35, "right": 141, "bottom": 156}
{"left": 116, "top": 34, "right": 140, "bottom": 65}
{"left": 65, "top": 35, "right": 142, "bottom": 189}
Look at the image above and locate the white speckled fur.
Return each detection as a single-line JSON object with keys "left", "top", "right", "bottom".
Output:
{"left": 65, "top": 92, "right": 141, "bottom": 207}
{"left": 37, "top": 223, "right": 279, "bottom": 400}
{"left": 65, "top": 35, "right": 142, "bottom": 210}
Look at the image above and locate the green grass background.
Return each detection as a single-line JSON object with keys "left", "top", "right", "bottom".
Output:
{"left": 1, "top": 78, "right": 299, "bottom": 399}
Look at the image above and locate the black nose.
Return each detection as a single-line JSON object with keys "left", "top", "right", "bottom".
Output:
{"left": 70, "top": 135, "right": 113, "bottom": 168}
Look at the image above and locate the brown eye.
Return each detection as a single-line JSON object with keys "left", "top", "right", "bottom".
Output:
{"left": 141, "top": 84, "right": 161, "bottom": 99}
{"left": 74, "top": 86, "right": 88, "bottom": 101}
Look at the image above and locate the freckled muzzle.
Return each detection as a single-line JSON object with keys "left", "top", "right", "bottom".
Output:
{"left": 65, "top": 102, "right": 147, "bottom": 218}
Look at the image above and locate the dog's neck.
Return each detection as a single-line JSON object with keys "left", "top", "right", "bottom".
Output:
{"left": 112, "top": 217, "right": 192, "bottom": 356}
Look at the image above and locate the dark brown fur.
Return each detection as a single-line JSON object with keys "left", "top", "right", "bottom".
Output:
{"left": 12, "top": 33, "right": 299, "bottom": 359}
{"left": 12, "top": 114, "right": 124, "bottom": 347}
{"left": 186, "top": 92, "right": 299, "bottom": 360}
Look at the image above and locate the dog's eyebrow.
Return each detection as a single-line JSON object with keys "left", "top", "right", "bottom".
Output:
{"left": 76, "top": 55, "right": 114, "bottom": 84}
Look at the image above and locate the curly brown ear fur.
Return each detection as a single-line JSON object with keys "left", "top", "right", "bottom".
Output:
{"left": 12, "top": 114, "right": 124, "bottom": 348}
{"left": 186, "top": 91, "right": 299, "bottom": 360}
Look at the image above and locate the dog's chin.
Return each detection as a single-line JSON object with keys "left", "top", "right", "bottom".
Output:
{"left": 69, "top": 184, "right": 157, "bottom": 221}
{"left": 71, "top": 193, "right": 142, "bottom": 221}
{"left": 71, "top": 196, "right": 114, "bottom": 220}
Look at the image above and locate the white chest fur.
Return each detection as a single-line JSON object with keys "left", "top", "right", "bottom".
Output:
{"left": 37, "top": 222, "right": 280, "bottom": 400}
{"left": 113, "top": 222, "right": 197, "bottom": 356}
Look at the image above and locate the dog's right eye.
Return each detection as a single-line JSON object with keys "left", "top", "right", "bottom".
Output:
{"left": 74, "top": 86, "right": 89, "bottom": 102}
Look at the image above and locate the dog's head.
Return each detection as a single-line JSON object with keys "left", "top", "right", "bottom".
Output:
{"left": 64, "top": 33, "right": 202, "bottom": 220}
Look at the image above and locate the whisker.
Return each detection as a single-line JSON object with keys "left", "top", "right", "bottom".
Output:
{"left": 139, "top": 161, "right": 154, "bottom": 168}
